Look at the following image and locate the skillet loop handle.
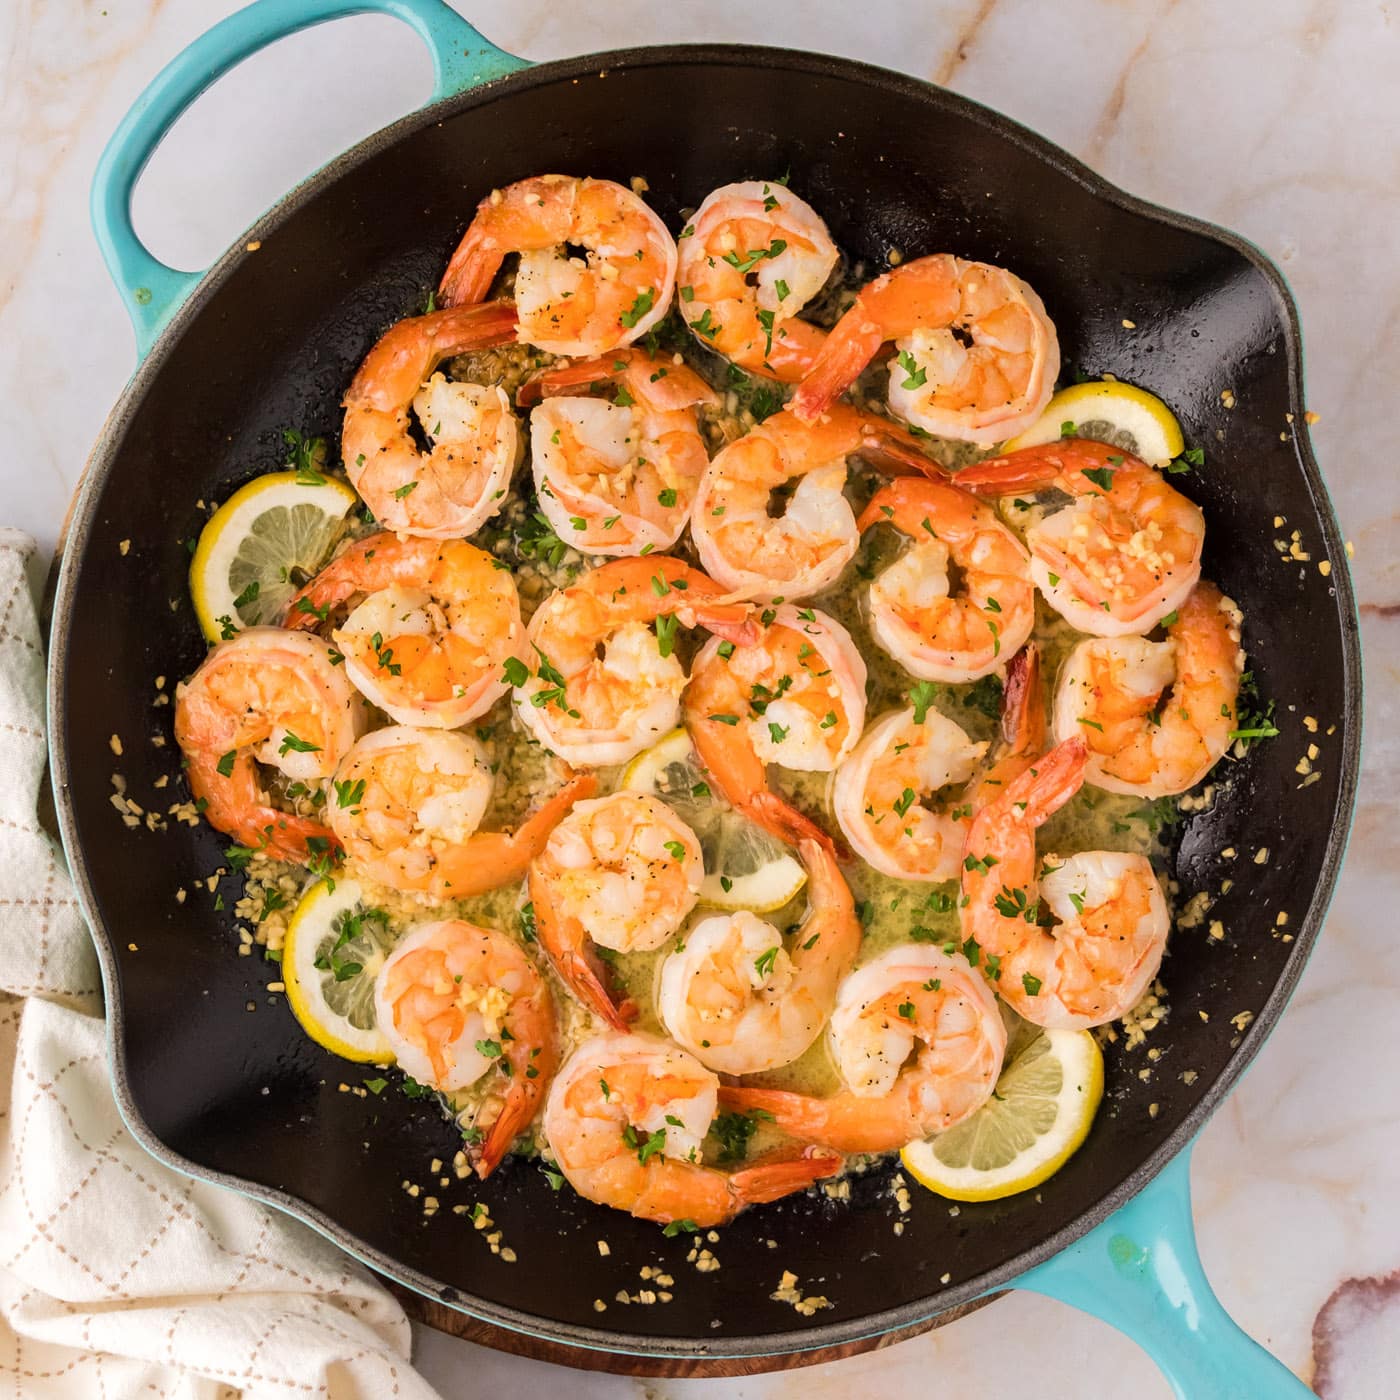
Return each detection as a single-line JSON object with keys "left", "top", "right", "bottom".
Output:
{"left": 91, "top": 0, "right": 527, "bottom": 360}
{"left": 1017, "top": 1147, "right": 1316, "bottom": 1398}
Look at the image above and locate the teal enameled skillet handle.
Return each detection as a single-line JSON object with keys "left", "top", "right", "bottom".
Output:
{"left": 91, "top": 0, "right": 528, "bottom": 359}
{"left": 1017, "top": 1146, "right": 1315, "bottom": 1398}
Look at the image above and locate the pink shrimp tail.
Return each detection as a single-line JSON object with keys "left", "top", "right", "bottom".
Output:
{"left": 718, "top": 1085, "right": 830, "bottom": 1143}
{"left": 439, "top": 226, "right": 500, "bottom": 308}
{"left": 517, "top": 349, "right": 718, "bottom": 410}
{"left": 528, "top": 857, "right": 637, "bottom": 1033}
{"left": 1001, "top": 642, "right": 1045, "bottom": 756}
{"left": 742, "top": 791, "right": 845, "bottom": 860}
{"left": 691, "top": 604, "right": 761, "bottom": 648}
{"left": 729, "top": 1146, "right": 844, "bottom": 1208}
{"left": 431, "top": 770, "right": 597, "bottom": 900}
{"left": 514, "top": 357, "right": 614, "bottom": 408}
{"left": 955, "top": 438, "right": 1145, "bottom": 496}
{"left": 858, "top": 418, "right": 952, "bottom": 480}
{"left": 790, "top": 314, "right": 886, "bottom": 423}
{"left": 475, "top": 1041, "right": 559, "bottom": 1181}
{"left": 979, "top": 735, "right": 1088, "bottom": 837}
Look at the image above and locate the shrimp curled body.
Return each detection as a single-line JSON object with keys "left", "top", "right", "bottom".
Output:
{"left": 956, "top": 440, "right": 1205, "bottom": 637}
{"left": 793, "top": 254, "right": 1059, "bottom": 446}
{"left": 543, "top": 1031, "right": 841, "bottom": 1227}
{"left": 287, "top": 533, "right": 525, "bottom": 731}
{"left": 520, "top": 349, "right": 718, "bottom": 556}
{"left": 1053, "top": 581, "right": 1244, "bottom": 797}
{"left": 439, "top": 175, "right": 676, "bottom": 358}
{"left": 719, "top": 944, "right": 1007, "bottom": 1154}
{"left": 677, "top": 180, "right": 838, "bottom": 381}
{"left": 529, "top": 792, "right": 703, "bottom": 1030}
{"left": 341, "top": 302, "right": 521, "bottom": 538}
{"left": 657, "top": 835, "right": 860, "bottom": 1074}
{"left": 961, "top": 736, "right": 1171, "bottom": 1029}
{"left": 859, "top": 475, "right": 1035, "bottom": 683}
{"left": 514, "top": 556, "right": 757, "bottom": 769}
{"left": 690, "top": 404, "right": 936, "bottom": 600}
{"left": 375, "top": 919, "right": 558, "bottom": 1178}
{"left": 174, "top": 627, "right": 367, "bottom": 862}
{"left": 329, "top": 725, "right": 593, "bottom": 899}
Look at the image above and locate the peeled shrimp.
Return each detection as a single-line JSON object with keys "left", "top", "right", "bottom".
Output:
{"left": 831, "top": 643, "right": 1046, "bottom": 882}
{"left": 961, "top": 736, "right": 1170, "bottom": 1029}
{"left": 677, "top": 180, "right": 838, "bottom": 381}
{"left": 376, "top": 919, "right": 557, "bottom": 1178}
{"left": 859, "top": 475, "right": 1035, "bottom": 683}
{"left": 832, "top": 709, "right": 985, "bottom": 884}
{"left": 543, "top": 1031, "right": 841, "bottom": 1227}
{"left": 1053, "top": 581, "right": 1244, "bottom": 797}
{"left": 955, "top": 439, "right": 1205, "bottom": 636}
{"left": 684, "top": 604, "right": 865, "bottom": 847}
{"left": 341, "top": 302, "right": 520, "bottom": 538}
{"left": 174, "top": 628, "right": 367, "bottom": 862}
{"left": 792, "top": 254, "right": 1059, "bottom": 445}
{"left": 719, "top": 945, "right": 1006, "bottom": 1154}
{"left": 519, "top": 348, "right": 717, "bottom": 555}
{"left": 439, "top": 175, "right": 676, "bottom": 357}
{"left": 657, "top": 835, "right": 859, "bottom": 1075}
{"left": 512, "top": 556, "right": 756, "bottom": 768}
{"left": 529, "top": 792, "right": 703, "bottom": 1030}
{"left": 329, "top": 725, "right": 593, "bottom": 899}
{"left": 690, "top": 404, "right": 933, "bottom": 599}
{"left": 286, "top": 533, "right": 524, "bottom": 730}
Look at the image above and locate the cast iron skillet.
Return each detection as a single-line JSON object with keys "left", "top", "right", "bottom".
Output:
{"left": 49, "top": 0, "right": 1359, "bottom": 1387}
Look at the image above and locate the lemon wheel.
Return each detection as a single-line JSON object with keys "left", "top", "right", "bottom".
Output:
{"left": 901, "top": 1028, "right": 1103, "bottom": 1201}
{"left": 621, "top": 729, "right": 807, "bottom": 912}
{"left": 1006, "top": 380, "right": 1185, "bottom": 467}
{"left": 282, "top": 877, "right": 396, "bottom": 1063}
{"left": 189, "top": 471, "right": 358, "bottom": 642}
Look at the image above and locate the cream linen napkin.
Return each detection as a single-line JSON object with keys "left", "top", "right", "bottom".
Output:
{"left": 0, "top": 530, "right": 442, "bottom": 1400}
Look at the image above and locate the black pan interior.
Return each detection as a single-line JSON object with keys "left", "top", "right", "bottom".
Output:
{"left": 50, "top": 47, "right": 1360, "bottom": 1355}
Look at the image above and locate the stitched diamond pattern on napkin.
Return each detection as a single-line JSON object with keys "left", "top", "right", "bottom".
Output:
{"left": 0, "top": 531, "right": 442, "bottom": 1399}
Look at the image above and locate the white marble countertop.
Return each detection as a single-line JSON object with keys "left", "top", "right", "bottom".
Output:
{"left": 3, "top": 1, "right": 1396, "bottom": 1396}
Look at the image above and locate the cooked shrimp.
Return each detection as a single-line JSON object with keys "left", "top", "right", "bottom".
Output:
{"left": 329, "top": 726, "right": 594, "bottom": 899}
{"left": 677, "top": 180, "right": 838, "bottom": 381}
{"left": 832, "top": 709, "right": 985, "bottom": 883}
{"left": 792, "top": 254, "right": 1059, "bottom": 445}
{"left": 657, "top": 835, "right": 859, "bottom": 1074}
{"left": 518, "top": 348, "right": 717, "bottom": 556}
{"left": 831, "top": 644, "right": 1045, "bottom": 882}
{"left": 529, "top": 793, "right": 703, "bottom": 1030}
{"left": 690, "top": 404, "right": 934, "bottom": 599}
{"left": 684, "top": 604, "right": 865, "bottom": 847}
{"left": 375, "top": 919, "right": 557, "bottom": 1178}
{"left": 341, "top": 302, "right": 520, "bottom": 538}
{"left": 955, "top": 439, "right": 1205, "bottom": 636}
{"left": 439, "top": 175, "right": 676, "bottom": 357}
{"left": 719, "top": 945, "right": 1006, "bottom": 1154}
{"left": 1054, "top": 581, "right": 1244, "bottom": 797}
{"left": 859, "top": 475, "right": 1035, "bottom": 683}
{"left": 512, "top": 556, "right": 756, "bottom": 768}
{"left": 174, "top": 628, "right": 367, "bottom": 863}
{"left": 961, "top": 736, "right": 1170, "bottom": 1029}
{"left": 287, "top": 533, "right": 524, "bottom": 730}
{"left": 543, "top": 1031, "right": 842, "bottom": 1227}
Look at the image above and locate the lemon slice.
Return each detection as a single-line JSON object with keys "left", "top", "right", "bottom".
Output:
{"left": 621, "top": 728, "right": 806, "bottom": 912}
{"left": 190, "top": 471, "right": 358, "bottom": 642}
{"left": 900, "top": 1027, "right": 1103, "bottom": 1201}
{"left": 1005, "top": 381, "right": 1185, "bottom": 467}
{"left": 282, "top": 876, "right": 396, "bottom": 1063}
